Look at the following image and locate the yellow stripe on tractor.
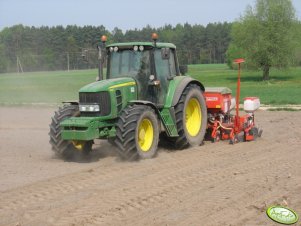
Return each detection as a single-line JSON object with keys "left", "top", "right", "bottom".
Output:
{"left": 109, "top": 82, "right": 136, "bottom": 90}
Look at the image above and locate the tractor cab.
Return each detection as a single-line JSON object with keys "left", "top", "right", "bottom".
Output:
{"left": 105, "top": 41, "right": 180, "bottom": 106}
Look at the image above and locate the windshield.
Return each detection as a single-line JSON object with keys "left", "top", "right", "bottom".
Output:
{"left": 108, "top": 50, "right": 151, "bottom": 79}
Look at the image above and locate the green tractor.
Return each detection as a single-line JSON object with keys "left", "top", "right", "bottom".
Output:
{"left": 49, "top": 34, "right": 207, "bottom": 160}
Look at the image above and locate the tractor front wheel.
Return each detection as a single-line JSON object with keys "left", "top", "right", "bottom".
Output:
{"left": 49, "top": 104, "right": 93, "bottom": 159}
{"left": 115, "top": 105, "right": 159, "bottom": 160}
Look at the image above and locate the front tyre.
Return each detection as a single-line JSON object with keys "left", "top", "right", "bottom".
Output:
{"left": 173, "top": 84, "right": 207, "bottom": 149}
{"left": 49, "top": 104, "right": 92, "bottom": 159}
{"left": 115, "top": 105, "right": 159, "bottom": 160}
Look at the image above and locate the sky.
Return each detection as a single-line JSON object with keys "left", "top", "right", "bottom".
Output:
{"left": 1, "top": 0, "right": 301, "bottom": 32}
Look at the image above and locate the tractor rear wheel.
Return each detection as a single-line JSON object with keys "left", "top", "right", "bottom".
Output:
{"left": 115, "top": 105, "right": 159, "bottom": 160}
{"left": 49, "top": 104, "right": 93, "bottom": 159}
{"left": 173, "top": 84, "right": 207, "bottom": 149}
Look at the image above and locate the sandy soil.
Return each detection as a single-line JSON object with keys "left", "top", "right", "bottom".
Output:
{"left": 0, "top": 106, "right": 300, "bottom": 226}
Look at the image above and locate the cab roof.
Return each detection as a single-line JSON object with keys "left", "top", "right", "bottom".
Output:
{"left": 106, "top": 42, "right": 176, "bottom": 49}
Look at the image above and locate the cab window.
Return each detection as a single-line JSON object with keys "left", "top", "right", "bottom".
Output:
{"left": 154, "top": 48, "right": 176, "bottom": 79}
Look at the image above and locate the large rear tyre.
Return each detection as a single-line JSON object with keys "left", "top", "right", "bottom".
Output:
{"left": 173, "top": 84, "right": 207, "bottom": 149}
{"left": 49, "top": 104, "right": 93, "bottom": 159}
{"left": 115, "top": 105, "right": 159, "bottom": 160}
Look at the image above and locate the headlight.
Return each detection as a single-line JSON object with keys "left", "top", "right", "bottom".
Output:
{"left": 79, "top": 104, "right": 100, "bottom": 112}
{"left": 139, "top": 45, "right": 144, "bottom": 51}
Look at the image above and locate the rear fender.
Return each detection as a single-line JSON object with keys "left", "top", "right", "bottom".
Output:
{"left": 164, "top": 76, "right": 205, "bottom": 108}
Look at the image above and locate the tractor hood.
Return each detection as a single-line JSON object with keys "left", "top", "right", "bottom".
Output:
{"left": 79, "top": 77, "right": 136, "bottom": 93}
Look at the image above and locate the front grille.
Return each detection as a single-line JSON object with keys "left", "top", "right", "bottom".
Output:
{"left": 79, "top": 91, "right": 111, "bottom": 116}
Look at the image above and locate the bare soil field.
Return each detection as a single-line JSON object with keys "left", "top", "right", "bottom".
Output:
{"left": 0, "top": 106, "right": 300, "bottom": 226}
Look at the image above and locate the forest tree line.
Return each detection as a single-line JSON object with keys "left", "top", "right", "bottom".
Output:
{"left": 1, "top": 20, "right": 301, "bottom": 74}
{"left": 0, "top": 23, "right": 232, "bottom": 73}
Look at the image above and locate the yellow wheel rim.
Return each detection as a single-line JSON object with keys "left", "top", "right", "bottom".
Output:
{"left": 138, "top": 118, "right": 154, "bottom": 152}
{"left": 72, "top": 140, "right": 86, "bottom": 151}
{"left": 185, "top": 98, "right": 202, "bottom": 136}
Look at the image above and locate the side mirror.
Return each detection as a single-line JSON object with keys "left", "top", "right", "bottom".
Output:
{"left": 179, "top": 65, "right": 188, "bottom": 75}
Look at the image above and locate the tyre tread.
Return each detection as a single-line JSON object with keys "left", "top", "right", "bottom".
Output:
{"left": 115, "top": 105, "right": 159, "bottom": 160}
{"left": 49, "top": 104, "right": 80, "bottom": 158}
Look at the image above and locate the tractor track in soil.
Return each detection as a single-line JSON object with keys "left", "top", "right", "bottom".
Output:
{"left": 0, "top": 106, "right": 301, "bottom": 226}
